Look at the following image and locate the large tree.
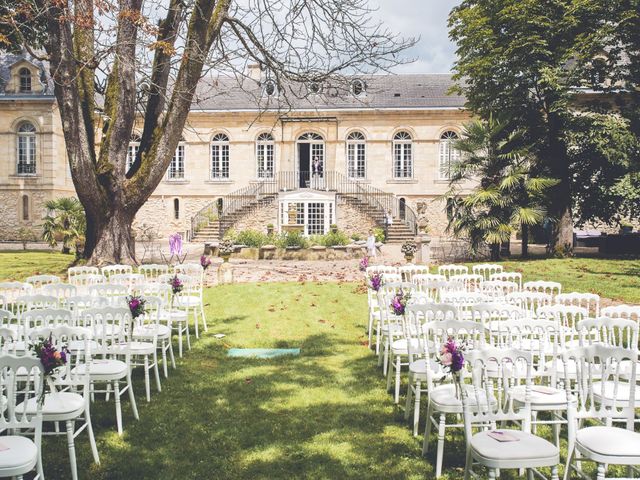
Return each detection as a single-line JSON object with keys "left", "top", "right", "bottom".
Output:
{"left": 448, "top": 0, "right": 615, "bottom": 252}
{"left": 2, "top": 0, "right": 413, "bottom": 264}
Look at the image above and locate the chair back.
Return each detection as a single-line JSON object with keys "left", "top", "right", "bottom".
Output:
{"left": 450, "top": 273, "right": 483, "bottom": 292}
{"left": 480, "top": 280, "right": 519, "bottom": 299}
{"left": 0, "top": 309, "right": 14, "bottom": 329}
{"left": 25, "top": 274, "right": 61, "bottom": 289}
{"left": 489, "top": 271, "right": 522, "bottom": 289}
{"left": 365, "top": 265, "right": 398, "bottom": 276}
{"left": 68, "top": 266, "right": 100, "bottom": 278}
{"left": 138, "top": 264, "right": 170, "bottom": 281}
{"left": 399, "top": 264, "right": 429, "bottom": 283}
{"left": 0, "top": 355, "right": 44, "bottom": 436}
{"left": 101, "top": 264, "right": 134, "bottom": 278}
{"left": 576, "top": 316, "right": 639, "bottom": 349}
{"left": 438, "top": 264, "right": 468, "bottom": 280}
{"left": 523, "top": 280, "right": 562, "bottom": 298}
{"left": 472, "top": 263, "right": 503, "bottom": 280}
{"left": 14, "top": 295, "right": 59, "bottom": 316}
{"left": 555, "top": 292, "right": 600, "bottom": 317}
{"left": 41, "top": 282, "right": 77, "bottom": 301}
{"left": 601, "top": 304, "right": 640, "bottom": 323}
{"left": 68, "top": 273, "right": 107, "bottom": 289}
{"left": 0, "top": 281, "right": 33, "bottom": 305}
{"left": 23, "top": 308, "right": 74, "bottom": 333}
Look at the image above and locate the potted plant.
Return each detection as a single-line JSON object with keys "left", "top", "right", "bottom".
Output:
{"left": 266, "top": 223, "right": 275, "bottom": 236}
{"left": 401, "top": 240, "right": 417, "bottom": 263}
{"left": 218, "top": 239, "right": 235, "bottom": 262}
{"left": 330, "top": 223, "right": 338, "bottom": 234}
{"left": 620, "top": 220, "right": 634, "bottom": 234}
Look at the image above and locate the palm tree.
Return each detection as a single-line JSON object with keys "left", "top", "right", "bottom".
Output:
{"left": 42, "top": 198, "right": 86, "bottom": 256}
{"left": 445, "top": 116, "right": 557, "bottom": 260}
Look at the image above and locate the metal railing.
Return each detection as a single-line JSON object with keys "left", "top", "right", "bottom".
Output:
{"left": 189, "top": 171, "right": 418, "bottom": 240}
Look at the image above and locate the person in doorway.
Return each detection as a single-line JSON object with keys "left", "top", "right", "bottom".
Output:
{"left": 366, "top": 229, "right": 377, "bottom": 258}
{"left": 384, "top": 210, "right": 393, "bottom": 239}
{"left": 312, "top": 156, "right": 322, "bottom": 189}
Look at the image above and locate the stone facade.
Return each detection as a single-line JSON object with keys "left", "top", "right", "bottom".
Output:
{"left": 409, "top": 196, "right": 450, "bottom": 236}
{"left": 336, "top": 200, "right": 378, "bottom": 238}
{"left": 133, "top": 196, "right": 215, "bottom": 239}
{"left": 229, "top": 201, "right": 278, "bottom": 234}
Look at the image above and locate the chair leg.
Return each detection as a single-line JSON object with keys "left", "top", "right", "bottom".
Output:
{"left": 435, "top": 413, "right": 446, "bottom": 477}
{"left": 127, "top": 372, "right": 139, "bottom": 420}
{"left": 162, "top": 342, "right": 168, "bottom": 378}
{"left": 404, "top": 377, "right": 413, "bottom": 421}
{"left": 367, "top": 313, "right": 373, "bottom": 348}
{"left": 178, "top": 325, "right": 183, "bottom": 357}
{"left": 153, "top": 351, "right": 162, "bottom": 392}
{"left": 394, "top": 356, "right": 402, "bottom": 404}
{"left": 169, "top": 340, "right": 176, "bottom": 369}
{"left": 66, "top": 420, "right": 78, "bottom": 480}
{"left": 563, "top": 444, "right": 575, "bottom": 480}
{"left": 386, "top": 355, "right": 394, "bottom": 392}
{"left": 200, "top": 303, "right": 207, "bottom": 331}
{"left": 551, "top": 465, "right": 559, "bottom": 480}
{"left": 85, "top": 408, "right": 100, "bottom": 464}
{"left": 527, "top": 468, "right": 534, "bottom": 480}
{"left": 193, "top": 307, "right": 199, "bottom": 339}
{"left": 463, "top": 448, "right": 472, "bottom": 480}
{"left": 413, "top": 380, "right": 422, "bottom": 437}
{"left": 596, "top": 463, "right": 606, "bottom": 480}
{"left": 488, "top": 468, "right": 497, "bottom": 479}
{"left": 186, "top": 323, "right": 191, "bottom": 350}
{"left": 144, "top": 356, "right": 151, "bottom": 402}
{"left": 422, "top": 400, "right": 434, "bottom": 455}
{"left": 375, "top": 324, "right": 381, "bottom": 355}
{"left": 114, "top": 381, "right": 123, "bottom": 435}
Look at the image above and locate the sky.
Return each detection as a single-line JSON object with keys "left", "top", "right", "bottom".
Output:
{"left": 372, "top": 0, "right": 460, "bottom": 73}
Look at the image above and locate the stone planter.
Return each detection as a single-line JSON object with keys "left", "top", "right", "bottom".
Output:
{"left": 404, "top": 254, "right": 414, "bottom": 263}
{"left": 259, "top": 244, "right": 277, "bottom": 260}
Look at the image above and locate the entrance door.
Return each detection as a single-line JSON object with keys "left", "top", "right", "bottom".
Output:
{"left": 399, "top": 197, "right": 406, "bottom": 220}
{"left": 298, "top": 143, "right": 310, "bottom": 188}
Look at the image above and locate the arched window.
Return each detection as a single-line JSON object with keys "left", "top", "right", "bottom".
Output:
{"left": 126, "top": 134, "right": 141, "bottom": 172}
{"left": 173, "top": 198, "right": 180, "bottom": 220}
{"left": 351, "top": 79, "right": 366, "bottom": 97}
{"left": 392, "top": 130, "right": 413, "bottom": 178}
{"left": 256, "top": 132, "right": 275, "bottom": 179}
{"left": 19, "top": 68, "right": 32, "bottom": 93}
{"left": 308, "top": 82, "right": 322, "bottom": 94}
{"left": 22, "top": 194, "right": 30, "bottom": 221}
{"left": 168, "top": 138, "right": 185, "bottom": 180}
{"left": 346, "top": 131, "right": 366, "bottom": 179}
{"left": 438, "top": 130, "right": 460, "bottom": 180}
{"left": 17, "top": 121, "right": 36, "bottom": 175}
{"left": 211, "top": 133, "right": 230, "bottom": 179}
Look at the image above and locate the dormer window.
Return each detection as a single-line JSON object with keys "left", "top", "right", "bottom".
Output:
{"left": 309, "top": 82, "right": 322, "bottom": 94}
{"left": 351, "top": 79, "right": 366, "bottom": 97}
{"left": 263, "top": 79, "right": 277, "bottom": 97}
{"left": 19, "top": 68, "right": 32, "bottom": 93}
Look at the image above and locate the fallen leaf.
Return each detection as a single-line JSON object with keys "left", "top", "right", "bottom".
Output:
{"left": 255, "top": 323, "right": 261, "bottom": 329}
{"left": 245, "top": 378, "right": 253, "bottom": 384}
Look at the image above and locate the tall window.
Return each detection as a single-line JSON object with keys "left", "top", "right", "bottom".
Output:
{"left": 22, "top": 195, "right": 30, "bottom": 221}
{"left": 256, "top": 132, "right": 274, "bottom": 178}
{"left": 19, "top": 68, "right": 32, "bottom": 93}
{"left": 211, "top": 133, "right": 230, "bottom": 179}
{"left": 392, "top": 130, "right": 413, "bottom": 178}
{"left": 126, "top": 134, "right": 141, "bottom": 172}
{"left": 346, "top": 131, "right": 366, "bottom": 179}
{"left": 438, "top": 130, "right": 460, "bottom": 180}
{"left": 168, "top": 143, "right": 185, "bottom": 180}
{"left": 17, "top": 121, "right": 36, "bottom": 175}
{"left": 173, "top": 198, "right": 180, "bottom": 219}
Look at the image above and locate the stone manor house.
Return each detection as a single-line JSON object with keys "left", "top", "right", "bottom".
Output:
{"left": 0, "top": 52, "right": 472, "bottom": 244}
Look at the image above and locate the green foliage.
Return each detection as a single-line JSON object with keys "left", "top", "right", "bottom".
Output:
{"left": 41, "top": 198, "right": 86, "bottom": 255}
{"left": 350, "top": 233, "right": 362, "bottom": 241}
{"left": 275, "top": 231, "right": 308, "bottom": 249}
{"left": 319, "top": 230, "right": 350, "bottom": 247}
{"left": 233, "top": 229, "right": 270, "bottom": 248}
{"left": 17, "top": 227, "right": 36, "bottom": 250}
{"left": 373, "top": 227, "right": 386, "bottom": 243}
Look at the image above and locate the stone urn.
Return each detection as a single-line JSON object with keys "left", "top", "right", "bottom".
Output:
{"left": 404, "top": 254, "right": 414, "bottom": 264}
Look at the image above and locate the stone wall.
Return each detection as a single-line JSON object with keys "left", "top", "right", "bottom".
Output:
{"left": 409, "top": 196, "right": 450, "bottom": 236}
{"left": 229, "top": 201, "right": 278, "bottom": 234}
{"left": 336, "top": 200, "right": 378, "bottom": 238}
{"left": 134, "top": 195, "right": 214, "bottom": 239}
{"left": 0, "top": 189, "right": 62, "bottom": 241}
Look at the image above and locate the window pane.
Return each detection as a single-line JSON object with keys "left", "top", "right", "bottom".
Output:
{"left": 17, "top": 132, "right": 36, "bottom": 174}
{"left": 168, "top": 145, "right": 185, "bottom": 179}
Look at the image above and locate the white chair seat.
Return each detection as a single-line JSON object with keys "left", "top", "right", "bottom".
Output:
{"left": 592, "top": 380, "right": 637, "bottom": 406}
{"left": 509, "top": 384, "right": 572, "bottom": 409}
{"left": 576, "top": 426, "right": 640, "bottom": 462}
{"left": 176, "top": 296, "right": 200, "bottom": 308}
{"left": 470, "top": 429, "right": 559, "bottom": 467}
{"left": 390, "top": 338, "right": 421, "bottom": 355}
{"left": 18, "top": 392, "right": 84, "bottom": 421}
{"left": 380, "top": 323, "right": 403, "bottom": 335}
{"left": 430, "top": 383, "right": 496, "bottom": 413}
{"left": 67, "top": 339, "right": 98, "bottom": 352}
{"left": 542, "top": 358, "right": 578, "bottom": 378}
{"left": 159, "top": 309, "right": 188, "bottom": 321}
{"left": 75, "top": 359, "right": 127, "bottom": 379}
{"left": 121, "top": 341, "right": 155, "bottom": 355}
{"left": 134, "top": 324, "right": 171, "bottom": 339}
{"left": 408, "top": 358, "right": 442, "bottom": 377}
{"left": 0, "top": 435, "right": 37, "bottom": 476}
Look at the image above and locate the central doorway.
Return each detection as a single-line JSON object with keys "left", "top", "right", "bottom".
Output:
{"left": 297, "top": 132, "right": 325, "bottom": 189}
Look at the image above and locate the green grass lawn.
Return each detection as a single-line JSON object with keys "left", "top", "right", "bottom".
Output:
{"left": 0, "top": 253, "right": 638, "bottom": 478}
{"left": 0, "top": 251, "right": 74, "bottom": 281}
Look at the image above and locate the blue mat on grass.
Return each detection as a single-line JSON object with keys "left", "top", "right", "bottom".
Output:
{"left": 227, "top": 348, "right": 300, "bottom": 359}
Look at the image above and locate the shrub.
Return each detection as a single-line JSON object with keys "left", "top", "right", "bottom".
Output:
{"left": 373, "top": 227, "right": 386, "bottom": 243}
{"left": 322, "top": 231, "right": 350, "bottom": 247}
{"left": 276, "top": 231, "right": 308, "bottom": 249}
{"left": 17, "top": 227, "right": 36, "bottom": 250}
{"left": 351, "top": 233, "right": 362, "bottom": 241}
{"left": 234, "top": 229, "right": 269, "bottom": 248}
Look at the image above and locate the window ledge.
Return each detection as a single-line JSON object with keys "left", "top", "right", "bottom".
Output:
{"left": 164, "top": 179, "right": 189, "bottom": 184}
{"left": 9, "top": 174, "right": 39, "bottom": 179}
{"left": 205, "top": 179, "right": 234, "bottom": 184}
{"left": 386, "top": 179, "right": 418, "bottom": 184}
{"left": 347, "top": 178, "right": 370, "bottom": 183}
{"left": 434, "top": 179, "right": 451, "bottom": 184}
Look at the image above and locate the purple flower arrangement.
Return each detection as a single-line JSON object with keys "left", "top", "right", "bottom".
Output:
{"left": 31, "top": 334, "right": 68, "bottom": 376}
{"left": 390, "top": 289, "right": 411, "bottom": 316}
{"left": 369, "top": 273, "right": 383, "bottom": 291}
{"left": 200, "top": 255, "right": 212, "bottom": 270}
{"left": 169, "top": 274, "right": 184, "bottom": 295}
{"left": 169, "top": 233, "right": 183, "bottom": 256}
{"left": 127, "top": 295, "right": 147, "bottom": 319}
{"left": 359, "top": 256, "right": 369, "bottom": 272}
{"left": 437, "top": 337, "right": 466, "bottom": 375}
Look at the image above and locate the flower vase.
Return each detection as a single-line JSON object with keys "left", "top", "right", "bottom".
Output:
{"left": 44, "top": 376, "right": 59, "bottom": 402}
{"left": 217, "top": 261, "right": 234, "bottom": 285}
{"left": 453, "top": 372, "right": 462, "bottom": 400}
{"left": 404, "top": 254, "right": 414, "bottom": 264}
{"left": 221, "top": 254, "right": 230, "bottom": 263}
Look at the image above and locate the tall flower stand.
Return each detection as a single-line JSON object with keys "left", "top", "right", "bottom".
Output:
{"left": 217, "top": 261, "right": 234, "bottom": 284}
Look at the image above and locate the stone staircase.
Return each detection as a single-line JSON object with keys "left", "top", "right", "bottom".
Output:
{"left": 386, "top": 222, "right": 415, "bottom": 243}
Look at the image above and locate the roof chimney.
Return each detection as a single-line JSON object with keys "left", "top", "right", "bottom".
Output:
{"left": 247, "top": 63, "right": 262, "bottom": 81}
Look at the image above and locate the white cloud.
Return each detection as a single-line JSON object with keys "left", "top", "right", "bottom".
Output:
{"left": 371, "top": 0, "right": 459, "bottom": 73}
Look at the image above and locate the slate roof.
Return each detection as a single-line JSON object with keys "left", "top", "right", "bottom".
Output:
{"left": 191, "top": 73, "right": 466, "bottom": 111}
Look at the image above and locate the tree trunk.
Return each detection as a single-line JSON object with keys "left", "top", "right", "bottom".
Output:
{"left": 490, "top": 242, "right": 500, "bottom": 261}
{"left": 552, "top": 202, "right": 574, "bottom": 255}
{"left": 521, "top": 223, "right": 529, "bottom": 258}
{"left": 83, "top": 207, "right": 137, "bottom": 265}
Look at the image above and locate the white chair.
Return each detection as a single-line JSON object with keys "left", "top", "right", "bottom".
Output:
{"left": 127, "top": 298, "right": 162, "bottom": 401}
{"left": 138, "top": 264, "right": 170, "bottom": 282}
{"left": 576, "top": 316, "right": 639, "bottom": 349}
{"left": 101, "top": 264, "right": 134, "bottom": 279}
{"left": 555, "top": 292, "right": 600, "bottom": 317}
{"left": 25, "top": 274, "right": 61, "bottom": 290}
{"left": 524, "top": 280, "right": 562, "bottom": 299}
{"left": 365, "top": 265, "right": 398, "bottom": 276}
{"left": 490, "top": 271, "right": 523, "bottom": 289}
{"left": 23, "top": 326, "right": 100, "bottom": 480}
{"left": 399, "top": 264, "right": 430, "bottom": 283}
{"left": 66, "top": 295, "right": 109, "bottom": 321}
{"left": 0, "top": 281, "right": 33, "bottom": 305}
{"left": 67, "top": 266, "right": 100, "bottom": 279}
{"left": 462, "top": 347, "right": 560, "bottom": 480}
{"left": 563, "top": 345, "right": 640, "bottom": 480}
{"left": 68, "top": 273, "right": 107, "bottom": 293}
{"left": 41, "top": 283, "right": 77, "bottom": 303}
{"left": 14, "top": 295, "right": 60, "bottom": 318}
{"left": 601, "top": 304, "right": 640, "bottom": 323}
{"left": 376, "top": 282, "right": 414, "bottom": 375}
{"left": 88, "top": 284, "right": 129, "bottom": 306}
{"left": 422, "top": 318, "right": 487, "bottom": 477}
{"left": 506, "top": 291, "right": 552, "bottom": 318}
{"left": 22, "top": 308, "right": 74, "bottom": 337}
{"left": 438, "top": 264, "right": 468, "bottom": 280}
{"left": 472, "top": 263, "right": 503, "bottom": 280}
{"left": 79, "top": 307, "right": 139, "bottom": 435}
{"left": 173, "top": 266, "right": 207, "bottom": 337}
{"left": 141, "top": 282, "right": 190, "bottom": 358}
{"left": 135, "top": 296, "right": 176, "bottom": 378}
{"left": 0, "top": 355, "right": 45, "bottom": 479}
{"left": 449, "top": 273, "right": 483, "bottom": 292}
{"left": 109, "top": 273, "right": 146, "bottom": 291}
{"left": 480, "top": 280, "right": 519, "bottom": 300}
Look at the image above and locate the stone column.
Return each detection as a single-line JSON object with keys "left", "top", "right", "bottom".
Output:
{"left": 415, "top": 234, "right": 431, "bottom": 265}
